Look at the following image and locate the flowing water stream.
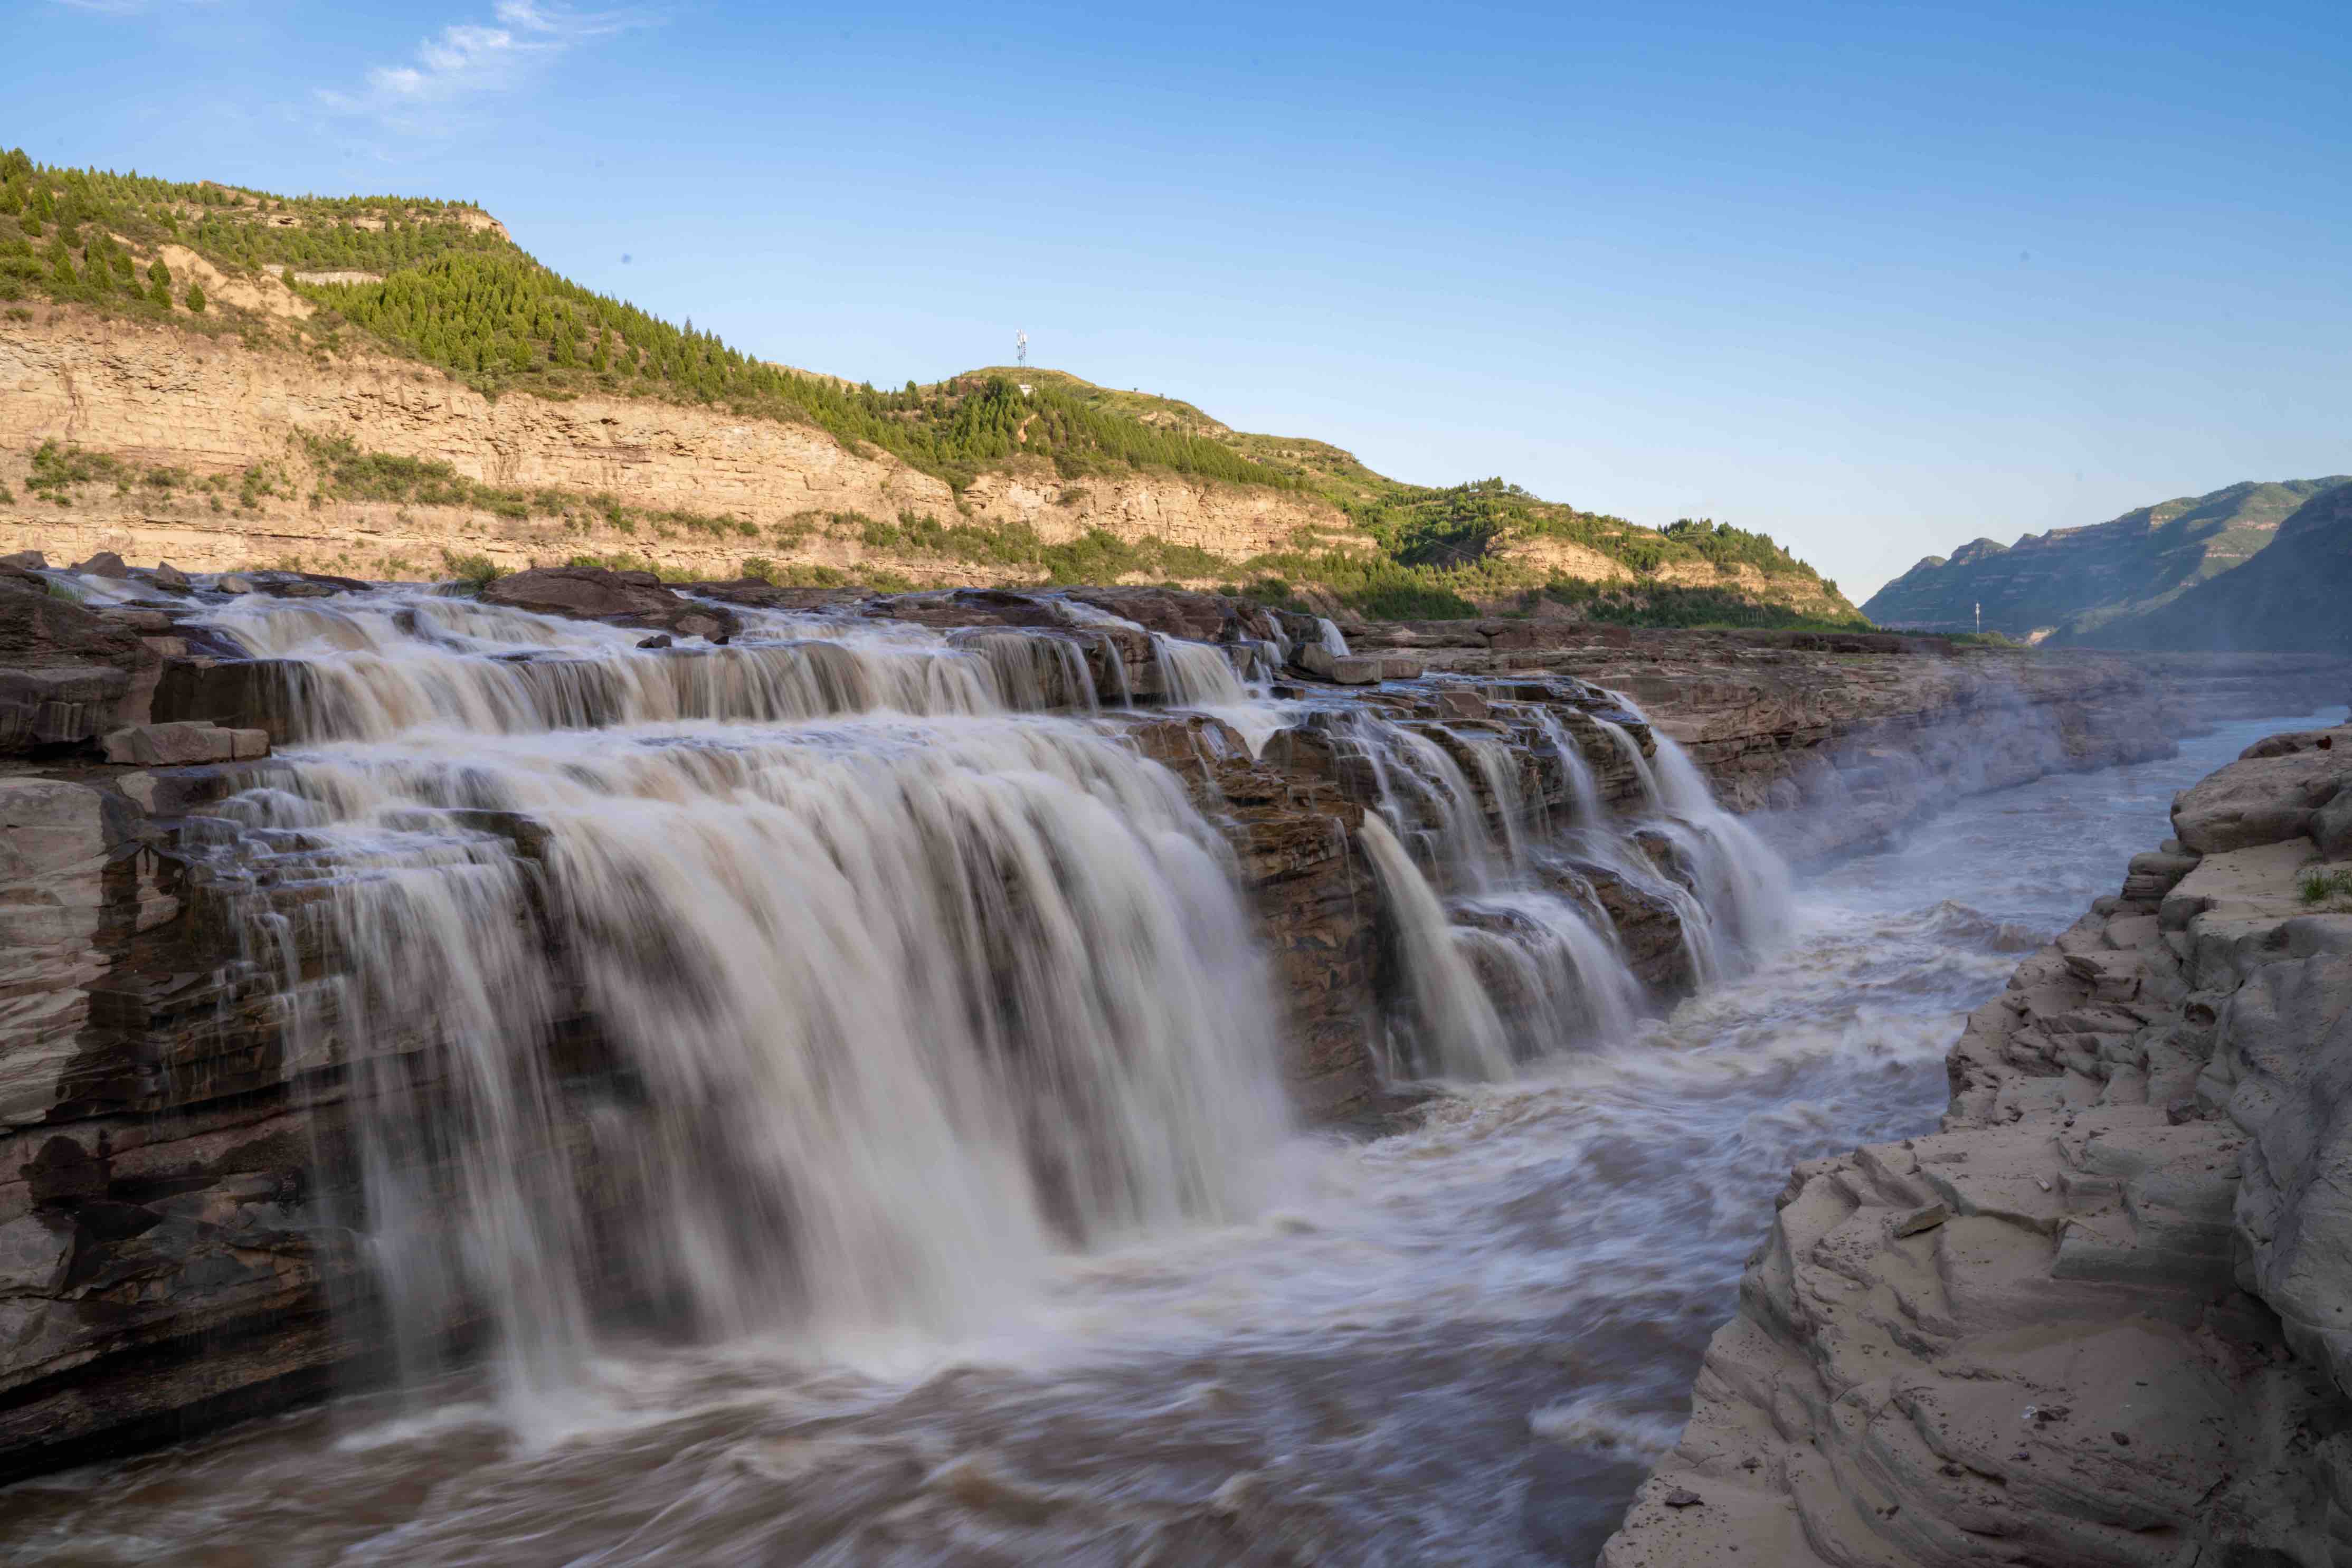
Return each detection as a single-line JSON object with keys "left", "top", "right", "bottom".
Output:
{"left": 0, "top": 586, "right": 2329, "bottom": 1567}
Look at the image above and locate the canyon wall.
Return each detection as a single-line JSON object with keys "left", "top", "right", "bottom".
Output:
{"left": 0, "top": 310, "right": 1363, "bottom": 583}
{"left": 1605, "top": 721, "right": 2352, "bottom": 1568}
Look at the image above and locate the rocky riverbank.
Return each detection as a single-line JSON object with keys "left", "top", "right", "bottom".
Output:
{"left": 1604, "top": 719, "right": 2352, "bottom": 1567}
{"left": 0, "top": 557, "right": 2343, "bottom": 1486}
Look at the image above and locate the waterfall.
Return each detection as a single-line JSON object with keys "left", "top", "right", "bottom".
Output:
{"left": 204, "top": 590, "right": 1089, "bottom": 742}
{"left": 188, "top": 594, "right": 1292, "bottom": 1419}
{"left": 1357, "top": 815, "right": 1511, "bottom": 1080}
{"left": 1600, "top": 693, "right": 1795, "bottom": 963}
{"left": 1147, "top": 631, "right": 1289, "bottom": 755}
{"left": 1331, "top": 688, "right": 1791, "bottom": 1078}
{"left": 166, "top": 583, "right": 1794, "bottom": 1415}
{"left": 1149, "top": 632, "right": 1251, "bottom": 707}
{"left": 1316, "top": 617, "right": 1352, "bottom": 657}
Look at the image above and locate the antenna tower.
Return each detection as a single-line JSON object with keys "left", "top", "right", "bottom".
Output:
{"left": 1016, "top": 329, "right": 1029, "bottom": 367}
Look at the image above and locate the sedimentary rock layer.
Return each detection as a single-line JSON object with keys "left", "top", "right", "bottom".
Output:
{"left": 1604, "top": 721, "right": 2352, "bottom": 1568}
{"left": 0, "top": 310, "right": 1360, "bottom": 583}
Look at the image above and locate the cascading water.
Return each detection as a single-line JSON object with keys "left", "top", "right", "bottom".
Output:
{"left": 1328, "top": 686, "right": 1790, "bottom": 1079}
{"left": 184, "top": 589, "right": 1292, "bottom": 1422}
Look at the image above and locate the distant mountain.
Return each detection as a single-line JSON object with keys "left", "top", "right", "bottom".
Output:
{"left": 1861, "top": 478, "right": 2349, "bottom": 639}
{"left": 2059, "top": 481, "right": 2352, "bottom": 653}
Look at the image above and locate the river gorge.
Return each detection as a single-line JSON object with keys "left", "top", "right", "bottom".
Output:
{"left": 1, "top": 558, "right": 2347, "bottom": 1565}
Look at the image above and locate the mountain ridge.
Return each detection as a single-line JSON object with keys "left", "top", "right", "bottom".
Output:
{"left": 2058, "top": 481, "right": 2352, "bottom": 653}
{"left": 1862, "top": 476, "right": 2349, "bottom": 639}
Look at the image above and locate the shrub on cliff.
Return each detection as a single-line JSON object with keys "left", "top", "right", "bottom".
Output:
{"left": 184, "top": 282, "right": 205, "bottom": 313}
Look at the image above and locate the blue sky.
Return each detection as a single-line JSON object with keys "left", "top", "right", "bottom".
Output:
{"left": 9, "top": 0, "right": 2348, "bottom": 600}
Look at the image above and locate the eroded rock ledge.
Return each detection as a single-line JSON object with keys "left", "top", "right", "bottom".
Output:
{"left": 1605, "top": 721, "right": 2352, "bottom": 1568}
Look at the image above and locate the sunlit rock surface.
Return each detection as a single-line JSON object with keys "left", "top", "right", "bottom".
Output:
{"left": 1604, "top": 721, "right": 2352, "bottom": 1568}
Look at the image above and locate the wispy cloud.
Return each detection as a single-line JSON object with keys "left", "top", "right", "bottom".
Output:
{"left": 318, "top": 2, "right": 652, "bottom": 128}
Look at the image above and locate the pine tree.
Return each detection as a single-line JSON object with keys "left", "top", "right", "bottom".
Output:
{"left": 184, "top": 282, "right": 205, "bottom": 312}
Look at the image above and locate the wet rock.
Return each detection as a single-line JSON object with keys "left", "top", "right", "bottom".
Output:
{"left": 215, "top": 574, "right": 258, "bottom": 595}
{"left": 149, "top": 657, "right": 306, "bottom": 744}
{"left": 0, "top": 550, "right": 46, "bottom": 571}
{"left": 99, "top": 720, "right": 264, "bottom": 766}
{"left": 72, "top": 552, "right": 130, "bottom": 579}
{"left": 148, "top": 562, "right": 191, "bottom": 592}
{"left": 636, "top": 634, "right": 674, "bottom": 650}
{"left": 0, "top": 575, "right": 149, "bottom": 754}
{"left": 483, "top": 566, "right": 742, "bottom": 641}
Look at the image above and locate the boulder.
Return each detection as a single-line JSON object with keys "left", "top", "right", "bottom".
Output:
{"left": 1291, "top": 643, "right": 1386, "bottom": 684}
{"left": 72, "top": 552, "right": 130, "bottom": 579}
{"left": 0, "top": 550, "right": 46, "bottom": 571}
{"left": 2171, "top": 725, "right": 2352, "bottom": 853}
{"left": 216, "top": 575, "right": 258, "bottom": 595}
{"left": 149, "top": 562, "right": 191, "bottom": 591}
{"left": 635, "top": 634, "right": 674, "bottom": 650}
{"left": 2317, "top": 788, "right": 2352, "bottom": 861}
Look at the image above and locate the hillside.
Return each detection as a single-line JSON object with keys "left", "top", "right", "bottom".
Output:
{"left": 2060, "top": 481, "right": 2352, "bottom": 653}
{"left": 0, "top": 149, "right": 1863, "bottom": 625}
{"left": 1862, "top": 477, "right": 2349, "bottom": 638}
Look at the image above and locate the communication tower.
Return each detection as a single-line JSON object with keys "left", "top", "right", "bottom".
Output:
{"left": 1016, "top": 329, "right": 1029, "bottom": 367}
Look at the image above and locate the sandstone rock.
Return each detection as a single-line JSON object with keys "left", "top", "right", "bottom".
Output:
{"left": 1378, "top": 656, "right": 1424, "bottom": 680}
{"left": 636, "top": 634, "right": 673, "bottom": 650}
{"left": 1604, "top": 720, "right": 2352, "bottom": 1568}
{"left": 1292, "top": 643, "right": 1384, "bottom": 685}
{"left": 0, "top": 552, "right": 45, "bottom": 571}
{"left": 72, "top": 552, "right": 130, "bottom": 578}
{"left": 2316, "top": 788, "right": 2352, "bottom": 860}
{"left": 2171, "top": 725, "right": 2352, "bottom": 853}
{"left": 149, "top": 562, "right": 191, "bottom": 591}
{"left": 216, "top": 575, "right": 258, "bottom": 594}
{"left": 100, "top": 721, "right": 240, "bottom": 766}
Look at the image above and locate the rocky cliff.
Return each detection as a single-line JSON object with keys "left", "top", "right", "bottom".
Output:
{"left": 1862, "top": 477, "right": 2348, "bottom": 641}
{"left": 1605, "top": 721, "right": 2352, "bottom": 1568}
{"left": 0, "top": 311, "right": 1360, "bottom": 585}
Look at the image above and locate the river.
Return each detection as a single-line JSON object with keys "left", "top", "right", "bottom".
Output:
{"left": 0, "top": 596, "right": 2331, "bottom": 1568}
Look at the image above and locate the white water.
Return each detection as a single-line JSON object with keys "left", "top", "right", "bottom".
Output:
{"left": 10, "top": 699, "right": 2321, "bottom": 1566}
{"left": 1327, "top": 696, "right": 1792, "bottom": 1074}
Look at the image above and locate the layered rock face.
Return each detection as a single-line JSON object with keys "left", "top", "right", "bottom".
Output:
{"left": 0, "top": 311, "right": 1363, "bottom": 583}
{"left": 1605, "top": 721, "right": 2352, "bottom": 1568}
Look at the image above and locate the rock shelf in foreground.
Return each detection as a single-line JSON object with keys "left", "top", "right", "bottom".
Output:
{"left": 1605, "top": 721, "right": 2352, "bottom": 1567}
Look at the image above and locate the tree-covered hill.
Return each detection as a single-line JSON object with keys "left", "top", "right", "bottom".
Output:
{"left": 0, "top": 148, "right": 1864, "bottom": 626}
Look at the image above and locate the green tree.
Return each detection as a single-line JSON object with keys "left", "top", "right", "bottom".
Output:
{"left": 184, "top": 282, "right": 206, "bottom": 312}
